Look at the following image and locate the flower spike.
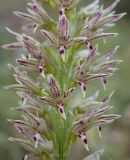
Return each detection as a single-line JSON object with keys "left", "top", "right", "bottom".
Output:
{"left": 3, "top": 0, "right": 124, "bottom": 159}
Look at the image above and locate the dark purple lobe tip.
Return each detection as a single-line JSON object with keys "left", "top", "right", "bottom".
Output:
{"left": 83, "top": 138, "right": 88, "bottom": 144}
{"left": 60, "top": 108, "right": 63, "bottom": 114}
{"left": 99, "top": 126, "right": 102, "bottom": 131}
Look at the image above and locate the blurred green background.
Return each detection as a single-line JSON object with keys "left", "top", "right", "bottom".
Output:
{"left": 0, "top": 0, "right": 130, "bottom": 160}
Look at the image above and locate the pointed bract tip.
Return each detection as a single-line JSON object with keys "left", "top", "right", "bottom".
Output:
{"left": 1, "top": 43, "right": 22, "bottom": 50}
{"left": 5, "top": 27, "right": 19, "bottom": 36}
{"left": 115, "top": 45, "right": 120, "bottom": 51}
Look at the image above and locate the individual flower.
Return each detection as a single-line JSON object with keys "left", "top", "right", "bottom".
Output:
{"left": 14, "top": 0, "right": 55, "bottom": 32}
{"left": 74, "top": 45, "right": 121, "bottom": 96}
{"left": 73, "top": 92, "right": 120, "bottom": 150}
{"left": 39, "top": 76, "right": 66, "bottom": 119}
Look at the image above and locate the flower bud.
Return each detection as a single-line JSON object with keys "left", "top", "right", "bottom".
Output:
{"left": 58, "top": 14, "right": 69, "bottom": 44}
{"left": 49, "top": 77, "right": 61, "bottom": 98}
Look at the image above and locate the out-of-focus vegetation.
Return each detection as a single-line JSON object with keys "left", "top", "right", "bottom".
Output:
{"left": 0, "top": 0, "right": 130, "bottom": 160}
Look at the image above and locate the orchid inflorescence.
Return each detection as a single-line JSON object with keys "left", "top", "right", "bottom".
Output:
{"left": 3, "top": 0, "right": 125, "bottom": 160}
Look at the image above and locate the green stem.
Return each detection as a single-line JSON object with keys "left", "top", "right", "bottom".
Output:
{"left": 50, "top": 108, "right": 72, "bottom": 160}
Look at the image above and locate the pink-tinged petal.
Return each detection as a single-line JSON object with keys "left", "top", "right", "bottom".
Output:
{"left": 99, "top": 13, "right": 126, "bottom": 27}
{"left": 28, "top": 0, "right": 38, "bottom": 10}
{"left": 86, "top": 45, "right": 98, "bottom": 64}
{"left": 15, "top": 124, "right": 26, "bottom": 135}
{"left": 105, "top": 46, "right": 119, "bottom": 59}
{"left": 59, "top": 8, "right": 65, "bottom": 16}
{"left": 33, "top": 132, "right": 41, "bottom": 148}
{"left": 22, "top": 37, "right": 44, "bottom": 60}
{"left": 97, "top": 126, "right": 102, "bottom": 138}
{"left": 56, "top": 104, "right": 66, "bottom": 120}
{"left": 16, "top": 59, "right": 39, "bottom": 68}
{"left": 26, "top": 23, "right": 38, "bottom": 31}
{"left": 79, "top": 81, "right": 86, "bottom": 98}
{"left": 38, "top": 65, "right": 45, "bottom": 77}
{"left": 73, "top": 37, "right": 87, "bottom": 44}
{"left": 39, "top": 96, "right": 54, "bottom": 105}
{"left": 9, "top": 137, "right": 37, "bottom": 153}
{"left": 17, "top": 107, "right": 39, "bottom": 125}
{"left": 2, "top": 42, "right": 22, "bottom": 50}
{"left": 59, "top": 46, "right": 65, "bottom": 61}
{"left": 85, "top": 41, "right": 93, "bottom": 51}
{"left": 7, "top": 119, "right": 27, "bottom": 126}
{"left": 90, "top": 33, "right": 118, "bottom": 41}
{"left": 64, "top": 87, "right": 75, "bottom": 97}
{"left": 99, "top": 114, "right": 121, "bottom": 123}
{"left": 49, "top": 77, "right": 60, "bottom": 98}
{"left": 87, "top": 0, "right": 100, "bottom": 9}
{"left": 58, "top": 15, "right": 69, "bottom": 41}
{"left": 13, "top": 11, "right": 36, "bottom": 21}
{"left": 96, "top": 106, "right": 113, "bottom": 116}
{"left": 100, "top": 77, "right": 107, "bottom": 90}
{"left": 102, "top": 91, "right": 114, "bottom": 104}
{"left": 41, "top": 29, "right": 57, "bottom": 45}
{"left": 78, "top": 132, "right": 89, "bottom": 151}
{"left": 103, "top": 0, "right": 120, "bottom": 16}
{"left": 4, "top": 84, "right": 26, "bottom": 92}
{"left": 22, "top": 155, "right": 29, "bottom": 160}
{"left": 22, "top": 37, "right": 34, "bottom": 51}
{"left": 21, "top": 93, "right": 29, "bottom": 106}
{"left": 84, "top": 11, "right": 102, "bottom": 30}
{"left": 28, "top": 0, "right": 51, "bottom": 20}
{"left": 59, "top": 46, "right": 65, "bottom": 54}
{"left": 33, "top": 24, "right": 38, "bottom": 33}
